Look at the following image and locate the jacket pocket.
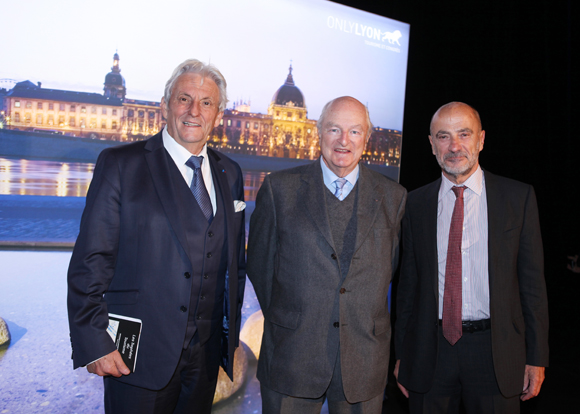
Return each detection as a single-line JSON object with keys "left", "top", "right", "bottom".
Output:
{"left": 268, "top": 307, "right": 301, "bottom": 330}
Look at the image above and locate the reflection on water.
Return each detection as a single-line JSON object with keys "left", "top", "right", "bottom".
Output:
{"left": 244, "top": 171, "right": 267, "bottom": 202}
{"left": 0, "top": 158, "right": 267, "bottom": 202}
{"left": 0, "top": 158, "right": 94, "bottom": 197}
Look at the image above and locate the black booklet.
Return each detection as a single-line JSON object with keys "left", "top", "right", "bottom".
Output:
{"left": 107, "top": 313, "right": 142, "bottom": 373}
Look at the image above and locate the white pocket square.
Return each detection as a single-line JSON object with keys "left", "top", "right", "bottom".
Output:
{"left": 234, "top": 200, "right": 246, "bottom": 212}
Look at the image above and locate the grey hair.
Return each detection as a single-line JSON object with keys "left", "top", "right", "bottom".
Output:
{"left": 163, "top": 59, "right": 228, "bottom": 111}
{"left": 317, "top": 97, "right": 374, "bottom": 138}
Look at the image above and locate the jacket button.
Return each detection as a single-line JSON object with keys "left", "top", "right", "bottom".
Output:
{"left": 331, "top": 253, "right": 337, "bottom": 260}
{"left": 207, "top": 252, "right": 212, "bottom": 258}
{"left": 208, "top": 231, "right": 214, "bottom": 237}
{"left": 333, "top": 322, "right": 339, "bottom": 328}
{"left": 184, "top": 272, "right": 191, "bottom": 279}
{"left": 340, "top": 288, "right": 346, "bottom": 294}
{"left": 203, "top": 274, "right": 209, "bottom": 279}
{"left": 180, "top": 306, "right": 187, "bottom": 312}
{"left": 200, "top": 295, "right": 206, "bottom": 300}
{"left": 197, "top": 315, "right": 202, "bottom": 320}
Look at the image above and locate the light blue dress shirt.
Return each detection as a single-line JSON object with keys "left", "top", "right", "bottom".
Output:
{"left": 320, "top": 157, "right": 359, "bottom": 200}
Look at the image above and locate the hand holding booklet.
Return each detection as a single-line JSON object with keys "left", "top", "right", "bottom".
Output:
{"left": 107, "top": 313, "right": 142, "bottom": 373}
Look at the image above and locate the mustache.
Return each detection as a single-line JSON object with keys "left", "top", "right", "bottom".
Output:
{"left": 443, "top": 151, "right": 468, "bottom": 161}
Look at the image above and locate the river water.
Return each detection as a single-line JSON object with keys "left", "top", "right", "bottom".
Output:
{"left": 0, "top": 157, "right": 267, "bottom": 201}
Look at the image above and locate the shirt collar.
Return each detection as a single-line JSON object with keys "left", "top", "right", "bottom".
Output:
{"left": 162, "top": 126, "right": 209, "bottom": 165}
{"left": 440, "top": 165, "right": 484, "bottom": 197}
{"left": 320, "top": 157, "right": 360, "bottom": 189}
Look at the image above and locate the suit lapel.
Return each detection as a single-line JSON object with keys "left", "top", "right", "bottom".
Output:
{"left": 483, "top": 171, "right": 502, "bottom": 294}
{"left": 144, "top": 134, "right": 193, "bottom": 263}
{"left": 423, "top": 179, "right": 441, "bottom": 300}
{"left": 353, "top": 165, "right": 382, "bottom": 252}
{"left": 207, "top": 148, "right": 236, "bottom": 269}
{"left": 302, "top": 160, "right": 335, "bottom": 249}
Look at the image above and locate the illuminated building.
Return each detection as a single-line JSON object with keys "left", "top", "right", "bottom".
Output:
{"left": 210, "top": 64, "right": 401, "bottom": 166}
{"left": 211, "top": 65, "right": 319, "bottom": 160}
{"left": 1, "top": 53, "right": 163, "bottom": 142}
{"left": 1, "top": 56, "right": 401, "bottom": 167}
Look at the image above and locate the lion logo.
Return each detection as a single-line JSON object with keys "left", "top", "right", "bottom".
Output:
{"left": 382, "top": 30, "right": 402, "bottom": 46}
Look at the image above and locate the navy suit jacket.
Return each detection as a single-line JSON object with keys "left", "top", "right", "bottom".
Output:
{"left": 67, "top": 132, "right": 246, "bottom": 389}
{"left": 395, "top": 170, "right": 549, "bottom": 398}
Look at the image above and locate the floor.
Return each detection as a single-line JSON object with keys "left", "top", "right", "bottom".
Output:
{"left": 0, "top": 243, "right": 580, "bottom": 414}
{"left": 0, "top": 251, "right": 323, "bottom": 414}
{"left": 0, "top": 251, "right": 575, "bottom": 413}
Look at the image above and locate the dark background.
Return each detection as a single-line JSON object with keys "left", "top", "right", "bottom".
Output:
{"left": 333, "top": 0, "right": 577, "bottom": 412}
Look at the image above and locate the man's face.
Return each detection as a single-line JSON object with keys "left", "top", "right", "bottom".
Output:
{"left": 319, "top": 98, "right": 369, "bottom": 177}
{"left": 428, "top": 104, "right": 485, "bottom": 184}
{"left": 160, "top": 72, "right": 223, "bottom": 155}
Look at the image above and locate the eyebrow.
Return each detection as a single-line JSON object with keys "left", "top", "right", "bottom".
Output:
{"left": 435, "top": 127, "right": 473, "bottom": 136}
{"left": 326, "top": 122, "right": 364, "bottom": 130}
{"left": 177, "top": 92, "right": 214, "bottom": 101}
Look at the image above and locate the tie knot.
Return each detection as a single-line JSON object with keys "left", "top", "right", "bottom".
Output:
{"left": 186, "top": 155, "right": 203, "bottom": 170}
{"left": 452, "top": 186, "right": 466, "bottom": 199}
{"left": 335, "top": 178, "right": 347, "bottom": 190}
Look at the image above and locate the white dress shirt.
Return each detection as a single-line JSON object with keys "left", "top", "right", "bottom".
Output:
{"left": 162, "top": 127, "right": 217, "bottom": 215}
{"left": 437, "top": 166, "right": 489, "bottom": 320}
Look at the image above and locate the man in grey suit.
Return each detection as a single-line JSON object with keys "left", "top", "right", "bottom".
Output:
{"left": 247, "top": 96, "right": 407, "bottom": 413}
{"left": 394, "top": 102, "right": 548, "bottom": 413}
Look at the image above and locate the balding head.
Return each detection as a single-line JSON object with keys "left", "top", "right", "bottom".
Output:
{"left": 318, "top": 96, "right": 372, "bottom": 177}
{"left": 318, "top": 96, "right": 373, "bottom": 140}
{"left": 430, "top": 102, "right": 481, "bottom": 136}
{"left": 428, "top": 101, "right": 485, "bottom": 184}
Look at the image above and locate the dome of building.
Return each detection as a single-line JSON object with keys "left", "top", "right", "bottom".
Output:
{"left": 272, "top": 65, "right": 305, "bottom": 108}
{"left": 104, "top": 52, "right": 126, "bottom": 99}
{"left": 105, "top": 72, "right": 125, "bottom": 87}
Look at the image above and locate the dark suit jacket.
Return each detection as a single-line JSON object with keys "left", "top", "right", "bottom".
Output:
{"left": 247, "top": 160, "right": 406, "bottom": 402}
{"left": 395, "top": 170, "right": 549, "bottom": 398}
{"left": 67, "top": 132, "right": 246, "bottom": 389}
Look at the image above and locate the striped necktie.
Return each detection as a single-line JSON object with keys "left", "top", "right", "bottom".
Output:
{"left": 185, "top": 155, "right": 213, "bottom": 222}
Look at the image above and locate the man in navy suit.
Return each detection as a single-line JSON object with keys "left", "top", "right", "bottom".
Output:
{"left": 394, "top": 102, "right": 548, "bottom": 413}
{"left": 67, "top": 59, "right": 246, "bottom": 414}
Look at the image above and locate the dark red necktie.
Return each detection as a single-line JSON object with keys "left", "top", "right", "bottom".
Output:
{"left": 442, "top": 186, "right": 466, "bottom": 345}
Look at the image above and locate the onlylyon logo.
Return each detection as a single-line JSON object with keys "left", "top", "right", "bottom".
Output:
{"left": 326, "top": 16, "right": 403, "bottom": 46}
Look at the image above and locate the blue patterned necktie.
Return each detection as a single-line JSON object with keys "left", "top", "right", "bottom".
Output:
{"left": 334, "top": 178, "right": 347, "bottom": 200}
{"left": 185, "top": 155, "right": 213, "bottom": 222}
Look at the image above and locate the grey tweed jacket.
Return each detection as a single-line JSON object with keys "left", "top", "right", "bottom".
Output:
{"left": 247, "top": 159, "right": 406, "bottom": 402}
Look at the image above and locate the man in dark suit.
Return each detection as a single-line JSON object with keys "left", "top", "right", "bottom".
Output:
{"left": 247, "top": 96, "right": 406, "bottom": 414}
{"left": 67, "top": 59, "right": 246, "bottom": 414}
{"left": 394, "top": 102, "right": 549, "bottom": 413}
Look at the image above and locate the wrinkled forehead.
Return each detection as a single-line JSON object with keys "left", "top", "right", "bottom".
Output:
{"left": 326, "top": 102, "right": 367, "bottom": 127}
{"left": 172, "top": 73, "right": 218, "bottom": 98}
{"left": 431, "top": 105, "right": 481, "bottom": 134}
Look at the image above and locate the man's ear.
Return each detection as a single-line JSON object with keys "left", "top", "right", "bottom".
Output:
{"left": 478, "top": 130, "right": 485, "bottom": 151}
{"left": 214, "top": 111, "right": 224, "bottom": 128}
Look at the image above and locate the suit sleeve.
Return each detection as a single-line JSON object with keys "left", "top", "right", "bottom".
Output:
{"left": 391, "top": 190, "right": 407, "bottom": 275}
{"left": 247, "top": 175, "right": 277, "bottom": 315}
{"left": 67, "top": 149, "right": 120, "bottom": 368}
{"left": 518, "top": 186, "right": 549, "bottom": 367}
{"left": 395, "top": 206, "right": 418, "bottom": 360}
{"left": 233, "top": 162, "right": 247, "bottom": 340}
